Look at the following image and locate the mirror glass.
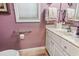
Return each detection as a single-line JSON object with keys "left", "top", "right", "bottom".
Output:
{"left": 14, "top": 3, "right": 40, "bottom": 22}
{"left": 75, "top": 3, "right": 79, "bottom": 21}
{"left": 67, "top": 3, "right": 79, "bottom": 21}
{"left": 66, "top": 3, "right": 76, "bottom": 21}
{"left": 61, "top": 3, "right": 79, "bottom": 22}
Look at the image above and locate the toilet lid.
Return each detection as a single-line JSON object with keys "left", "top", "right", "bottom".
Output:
{"left": 0, "top": 50, "right": 19, "bottom": 56}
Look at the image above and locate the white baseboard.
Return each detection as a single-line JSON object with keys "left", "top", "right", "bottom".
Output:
{"left": 19, "top": 46, "right": 45, "bottom": 51}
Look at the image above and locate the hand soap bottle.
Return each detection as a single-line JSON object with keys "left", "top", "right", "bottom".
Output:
{"left": 76, "top": 26, "right": 79, "bottom": 36}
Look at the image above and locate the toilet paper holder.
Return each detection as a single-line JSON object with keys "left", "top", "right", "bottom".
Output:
{"left": 15, "top": 30, "right": 32, "bottom": 35}
{"left": 18, "top": 30, "right": 32, "bottom": 34}
{"left": 12, "top": 30, "right": 32, "bottom": 40}
{"left": 17, "top": 30, "right": 32, "bottom": 40}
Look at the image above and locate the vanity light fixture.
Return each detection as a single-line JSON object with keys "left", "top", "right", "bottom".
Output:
{"left": 68, "top": 3, "right": 73, "bottom": 7}
{"left": 47, "top": 3, "right": 52, "bottom": 7}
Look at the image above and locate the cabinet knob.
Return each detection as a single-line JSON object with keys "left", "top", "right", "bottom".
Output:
{"left": 64, "top": 46, "right": 67, "bottom": 49}
{"left": 51, "top": 41, "right": 54, "bottom": 45}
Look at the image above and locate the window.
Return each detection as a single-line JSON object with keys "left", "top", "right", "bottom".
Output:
{"left": 14, "top": 3, "right": 40, "bottom": 22}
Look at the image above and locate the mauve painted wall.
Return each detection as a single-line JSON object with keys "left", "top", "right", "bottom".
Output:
{"left": 17, "top": 3, "right": 61, "bottom": 49}
{"left": 0, "top": 3, "right": 79, "bottom": 51}
{"left": 15, "top": 3, "right": 46, "bottom": 49}
{"left": 0, "top": 3, "right": 61, "bottom": 51}
{"left": 0, "top": 4, "right": 18, "bottom": 51}
{"left": 0, "top": 3, "right": 46, "bottom": 51}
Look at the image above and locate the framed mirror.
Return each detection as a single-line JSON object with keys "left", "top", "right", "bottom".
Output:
{"left": 75, "top": 4, "right": 79, "bottom": 21}
{"left": 14, "top": 3, "right": 40, "bottom": 22}
{"left": 63, "top": 3, "right": 77, "bottom": 22}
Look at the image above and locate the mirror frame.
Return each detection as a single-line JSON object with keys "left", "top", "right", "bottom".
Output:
{"left": 14, "top": 3, "right": 40, "bottom": 22}
{"left": 75, "top": 3, "right": 79, "bottom": 21}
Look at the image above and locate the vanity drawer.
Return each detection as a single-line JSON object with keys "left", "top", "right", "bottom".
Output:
{"left": 54, "top": 41, "right": 68, "bottom": 56}
{"left": 61, "top": 39, "right": 79, "bottom": 56}
{"left": 46, "top": 30, "right": 62, "bottom": 46}
{"left": 46, "top": 36, "right": 55, "bottom": 55}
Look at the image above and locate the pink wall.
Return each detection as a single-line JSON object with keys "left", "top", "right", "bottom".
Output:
{"left": 0, "top": 3, "right": 61, "bottom": 51}
{"left": 0, "top": 3, "right": 46, "bottom": 51}
{"left": 0, "top": 4, "right": 18, "bottom": 51}
{"left": 14, "top": 3, "right": 61, "bottom": 49}
{"left": 15, "top": 3, "right": 46, "bottom": 49}
{"left": 0, "top": 3, "right": 79, "bottom": 51}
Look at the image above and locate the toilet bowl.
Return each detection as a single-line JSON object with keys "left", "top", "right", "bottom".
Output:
{"left": 0, "top": 50, "right": 19, "bottom": 56}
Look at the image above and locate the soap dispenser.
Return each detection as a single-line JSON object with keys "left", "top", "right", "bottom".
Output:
{"left": 76, "top": 26, "right": 79, "bottom": 36}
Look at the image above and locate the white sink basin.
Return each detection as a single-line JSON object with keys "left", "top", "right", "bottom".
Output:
{"left": 55, "top": 28, "right": 78, "bottom": 38}
{"left": 55, "top": 28, "right": 67, "bottom": 32}
{"left": 46, "top": 25, "right": 78, "bottom": 38}
{"left": 55, "top": 28, "right": 73, "bottom": 36}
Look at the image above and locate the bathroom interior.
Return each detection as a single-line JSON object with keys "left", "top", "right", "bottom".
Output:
{"left": 0, "top": 3, "right": 79, "bottom": 56}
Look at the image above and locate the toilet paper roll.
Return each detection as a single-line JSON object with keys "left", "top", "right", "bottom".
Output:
{"left": 20, "top": 34, "right": 24, "bottom": 40}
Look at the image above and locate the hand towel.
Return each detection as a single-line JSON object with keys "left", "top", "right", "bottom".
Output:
{"left": 48, "top": 7, "right": 58, "bottom": 19}
{"left": 67, "top": 8, "right": 75, "bottom": 19}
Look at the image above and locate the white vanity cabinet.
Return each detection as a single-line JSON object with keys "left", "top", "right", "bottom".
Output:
{"left": 46, "top": 30, "right": 68, "bottom": 56}
{"left": 46, "top": 28, "right": 79, "bottom": 56}
{"left": 54, "top": 43, "right": 65, "bottom": 56}
{"left": 61, "top": 38, "right": 79, "bottom": 56}
{"left": 46, "top": 31, "right": 55, "bottom": 56}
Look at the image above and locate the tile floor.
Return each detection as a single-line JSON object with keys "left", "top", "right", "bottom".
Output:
{"left": 19, "top": 47, "right": 48, "bottom": 56}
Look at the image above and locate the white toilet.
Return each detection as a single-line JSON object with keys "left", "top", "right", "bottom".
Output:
{"left": 0, "top": 50, "right": 19, "bottom": 56}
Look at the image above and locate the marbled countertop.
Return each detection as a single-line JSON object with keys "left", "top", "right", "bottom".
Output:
{"left": 46, "top": 25, "right": 79, "bottom": 48}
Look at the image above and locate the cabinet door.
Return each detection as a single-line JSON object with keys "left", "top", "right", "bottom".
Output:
{"left": 54, "top": 48, "right": 64, "bottom": 56}
{"left": 54, "top": 43, "right": 64, "bottom": 56}
{"left": 54, "top": 42, "right": 68, "bottom": 56}
{"left": 46, "top": 29, "right": 69, "bottom": 56}
{"left": 49, "top": 38, "right": 55, "bottom": 56}
{"left": 46, "top": 37, "right": 54, "bottom": 55}
{"left": 46, "top": 33, "right": 51, "bottom": 54}
{"left": 46, "top": 31, "right": 50, "bottom": 52}
{"left": 61, "top": 38, "right": 79, "bottom": 56}
{"left": 46, "top": 31, "right": 55, "bottom": 56}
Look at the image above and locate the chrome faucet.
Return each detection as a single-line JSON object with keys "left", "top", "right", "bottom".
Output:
{"left": 67, "top": 26, "right": 71, "bottom": 32}
{"left": 66, "top": 23, "right": 72, "bottom": 32}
